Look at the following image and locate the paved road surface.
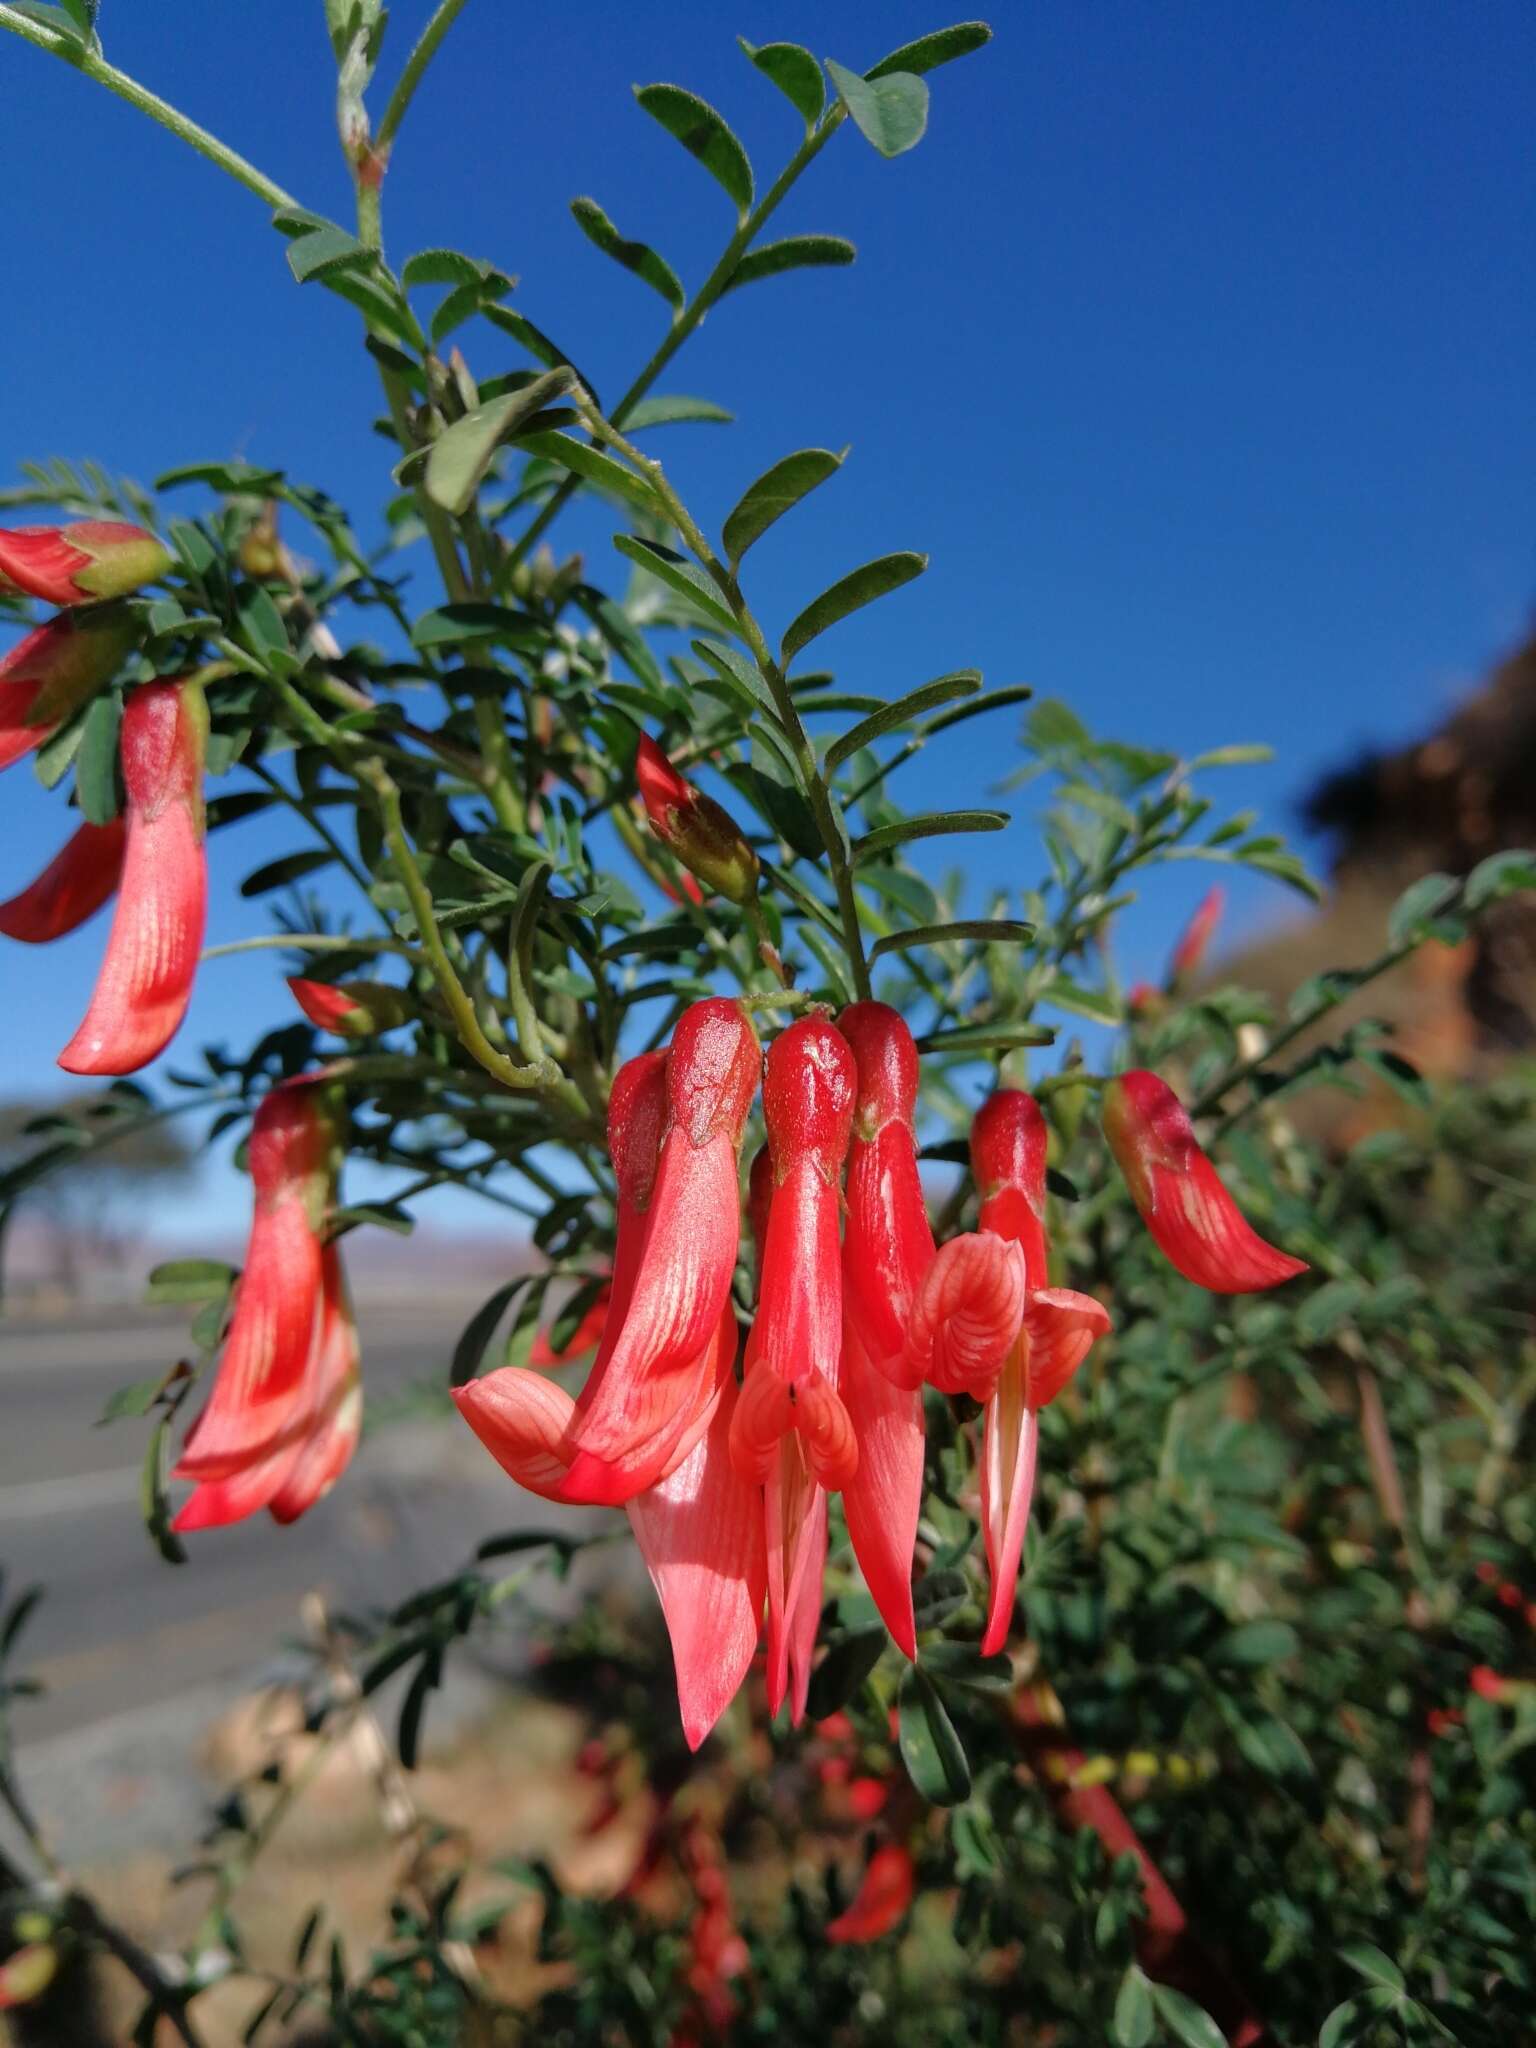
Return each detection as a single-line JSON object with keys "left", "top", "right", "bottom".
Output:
{"left": 0, "top": 1293, "right": 595, "bottom": 1860}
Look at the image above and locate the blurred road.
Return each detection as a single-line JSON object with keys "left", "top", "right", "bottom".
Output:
{"left": 0, "top": 1291, "right": 590, "bottom": 1859}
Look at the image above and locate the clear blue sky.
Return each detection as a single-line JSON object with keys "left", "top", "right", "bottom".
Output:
{"left": 1, "top": 1, "right": 1532, "bottom": 1234}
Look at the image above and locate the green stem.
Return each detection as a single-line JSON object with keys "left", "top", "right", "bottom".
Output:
{"left": 364, "top": 762, "right": 588, "bottom": 1116}
{"left": 0, "top": 4, "right": 295, "bottom": 212}
{"left": 375, "top": 0, "right": 473, "bottom": 154}
{"left": 201, "top": 932, "right": 411, "bottom": 963}
{"left": 1192, "top": 929, "right": 1427, "bottom": 1123}
{"left": 577, "top": 396, "right": 871, "bottom": 999}
{"left": 507, "top": 106, "right": 845, "bottom": 574}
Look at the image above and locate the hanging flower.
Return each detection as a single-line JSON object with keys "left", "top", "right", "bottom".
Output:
{"left": 57, "top": 677, "right": 208, "bottom": 1076}
{"left": 1102, "top": 1070, "right": 1308, "bottom": 1293}
{"left": 824, "top": 1843, "right": 916, "bottom": 1944}
{"left": 0, "top": 818, "right": 125, "bottom": 943}
{"left": 0, "top": 520, "right": 171, "bottom": 606}
{"left": 560, "top": 998, "right": 760, "bottom": 1503}
{"left": 729, "top": 1015, "right": 858, "bottom": 1721}
{"left": 971, "top": 1089, "right": 1112, "bottom": 1655}
{"left": 0, "top": 606, "right": 137, "bottom": 772}
{"left": 837, "top": 1001, "right": 932, "bottom": 1659}
{"left": 175, "top": 1240, "right": 362, "bottom": 1531}
{"left": 174, "top": 1079, "right": 342, "bottom": 1487}
{"left": 455, "top": 1046, "right": 764, "bottom": 1749}
{"left": 635, "top": 732, "right": 759, "bottom": 905}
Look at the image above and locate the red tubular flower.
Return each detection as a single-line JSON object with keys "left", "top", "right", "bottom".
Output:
{"left": 0, "top": 520, "right": 172, "bottom": 605}
{"left": 288, "top": 975, "right": 412, "bottom": 1036}
{"left": 837, "top": 1002, "right": 931, "bottom": 1659}
{"left": 175, "top": 1080, "right": 338, "bottom": 1483}
{"left": 560, "top": 1001, "right": 760, "bottom": 1504}
{"left": 57, "top": 678, "right": 208, "bottom": 1076}
{"left": 1102, "top": 1070, "right": 1308, "bottom": 1293}
{"left": 0, "top": 819, "right": 125, "bottom": 942}
{"left": 729, "top": 1016, "right": 857, "bottom": 1719}
{"left": 635, "top": 732, "right": 759, "bottom": 905}
{"left": 175, "top": 1243, "right": 362, "bottom": 1532}
{"left": 972, "top": 1089, "right": 1112, "bottom": 1656}
{"left": 455, "top": 1053, "right": 764, "bottom": 1748}
{"left": 0, "top": 608, "right": 137, "bottom": 772}
{"left": 1168, "top": 883, "right": 1224, "bottom": 986}
{"left": 825, "top": 1844, "right": 915, "bottom": 1944}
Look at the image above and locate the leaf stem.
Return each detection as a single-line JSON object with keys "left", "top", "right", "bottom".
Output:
{"left": 506, "top": 104, "right": 845, "bottom": 573}
{"left": 0, "top": 4, "right": 295, "bottom": 212}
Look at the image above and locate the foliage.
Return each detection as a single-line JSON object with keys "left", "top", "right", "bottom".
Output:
{"left": 0, "top": 7, "right": 1532, "bottom": 2046}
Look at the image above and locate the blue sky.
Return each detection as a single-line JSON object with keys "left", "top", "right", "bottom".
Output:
{"left": 1, "top": 1, "right": 1532, "bottom": 1235}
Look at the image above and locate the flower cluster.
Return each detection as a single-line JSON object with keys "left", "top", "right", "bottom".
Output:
{"left": 172, "top": 1078, "right": 362, "bottom": 1533}
{"left": 0, "top": 521, "right": 208, "bottom": 1075}
{"left": 454, "top": 996, "right": 1306, "bottom": 1747}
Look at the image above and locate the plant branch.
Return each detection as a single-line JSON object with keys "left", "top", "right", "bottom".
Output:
{"left": 0, "top": 5, "right": 294, "bottom": 212}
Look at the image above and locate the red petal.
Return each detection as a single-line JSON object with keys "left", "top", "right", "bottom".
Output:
{"left": 174, "top": 1202, "right": 322, "bottom": 1479}
{"left": 764, "top": 1439, "right": 822, "bottom": 1719}
{"left": 452, "top": 1366, "right": 576, "bottom": 1501}
{"left": 980, "top": 1342, "right": 1037, "bottom": 1657}
{"left": 562, "top": 1113, "right": 745, "bottom": 1472}
{"left": 58, "top": 681, "right": 207, "bottom": 1075}
{"left": 0, "top": 525, "right": 93, "bottom": 605}
{"left": 971, "top": 1089, "right": 1050, "bottom": 1288}
{"left": 1103, "top": 1071, "right": 1307, "bottom": 1294}
{"left": 825, "top": 1844, "right": 915, "bottom": 1944}
{"left": 269, "top": 1245, "right": 362, "bottom": 1523}
{"left": 627, "top": 1374, "right": 766, "bottom": 1750}
{"left": 787, "top": 1487, "right": 828, "bottom": 1727}
{"left": 0, "top": 819, "right": 124, "bottom": 942}
{"left": 839, "top": 1320, "right": 922, "bottom": 1658}
{"left": 559, "top": 1308, "right": 733, "bottom": 1506}
{"left": 1024, "top": 1287, "right": 1112, "bottom": 1410}
{"left": 901, "top": 1231, "right": 1027, "bottom": 1398}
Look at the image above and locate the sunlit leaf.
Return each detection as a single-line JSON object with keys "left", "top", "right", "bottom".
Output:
{"left": 724, "top": 235, "right": 856, "bottom": 293}
{"left": 782, "top": 551, "right": 926, "bottom": 663}
{"left": 634, "top": 84, "right": 754, "bottom": 213}
{"left": 723, "top": 447, "right": 843, "bottom": 567}
{"left": 569, "top": 197, "right": 685, "bottom": 310}
{"left": 825, "top": 58, "right": 929, "bottom": 157}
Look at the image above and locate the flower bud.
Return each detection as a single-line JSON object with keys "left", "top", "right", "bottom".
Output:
{"left": 1168, "top": 884, "right": 1224, "bottom": 985}
{"left": 288, "top": 976, "right": 412, "bottom": 1037}
{"left": 1102, "top": 1070, "right": 1307, "bottom": 1293}
{"left": 635, "top": 732, "right": 759, "bottom": 905}
{"left": 0, "top": 1943, "right": 58, "bottom": 2009}
{"left": 1, "top": 607, "right": 138, "bottom": 772}
{"left": 0, "top": 520, "right": 172, "bottom": 606}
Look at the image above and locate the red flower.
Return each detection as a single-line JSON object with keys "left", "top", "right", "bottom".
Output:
{"left": 0, "top": 608, "right": 137, "bottom": 772}
{"left": 1469, "top": 1665, "right": 1511, "bottom": 1703}
{"left": 837, "top": 1002, "right": 931, "bottom": 1658}
{"left": 635, "top": 732, "right": 759, "bottom": 905}
{"left": 729, "top": 1016, "right": 858, "bottom": 1720}
{"left": 0, "top": 818, "right": 125, "bottom": 942}
{"left": 0, "top": 520, "right": 171, "bottom": 606}
{"left": 1167, "top": 884, "right": 1224, "bottom": 986}
{"left": 174, "top": 1079, "right": 340, "bottom": 1484}
{"left": 971, "top": 1090, "right": 1112, "bottom": 1655}
{"left": 1102, "top": 1070, "right": 1308, "bottom": 1293}
{"left": 175, "top": 1241, "right": 362, "bottom": 1531}
{"left": 825, "top": 1843, "right": 915, "bottom": 1944}
{"left": 288, "top": 975, "right": 412, "bottom": 1037}
{"left": 57, "top": 678, "right": 208, "bottom": 1075}
{"left": 454, "top": 1046, "right": 764, "bottom": 1749}
{"left": 561, "top": 1000, "right": 760, "bottom": 1504}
